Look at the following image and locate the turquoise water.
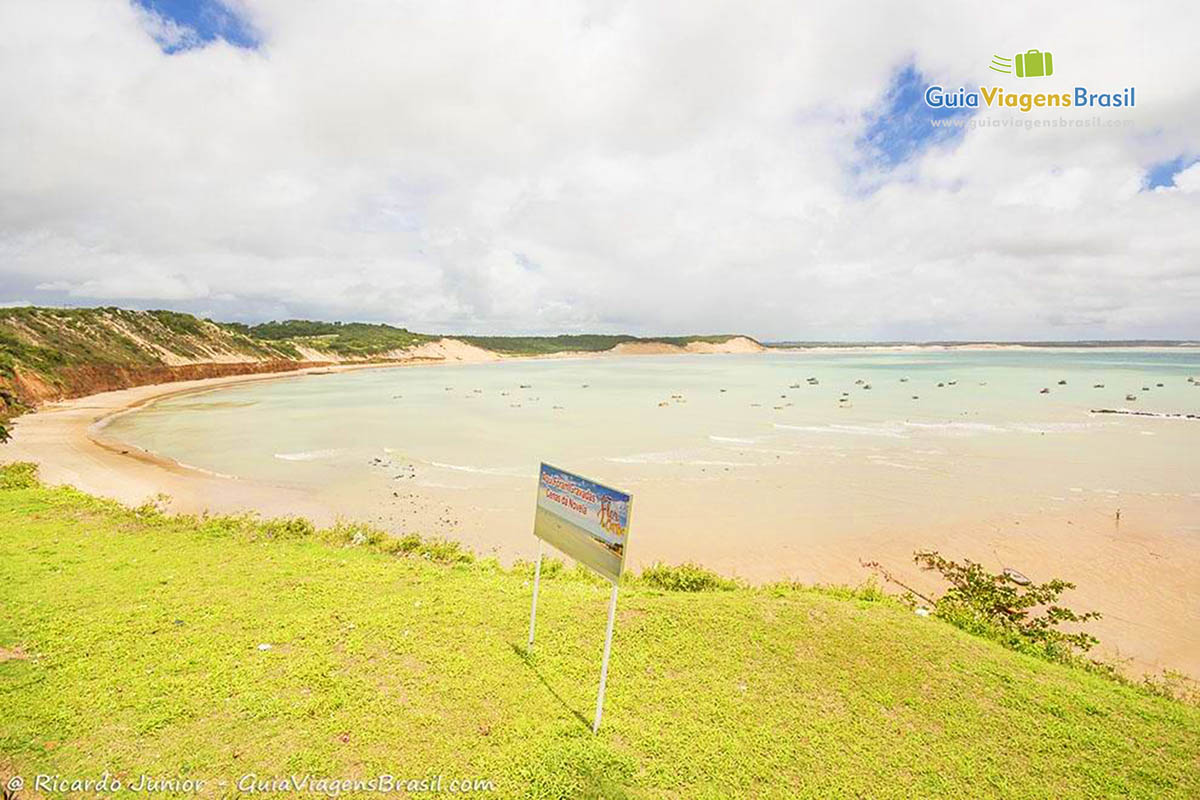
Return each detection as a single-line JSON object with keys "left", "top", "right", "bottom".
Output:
{"left": 104, "top": 348, "right": 1200, "bottom": 573}
{"left": 106, "top": 348, "right": 1200, "bottom": 490}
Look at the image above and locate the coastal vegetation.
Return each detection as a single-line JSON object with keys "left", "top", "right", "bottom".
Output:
{"left": 2, "top": 462, "right": 1198, "bottom": 798}
{"left": 220, "top": 319, "right": 434, "bottom": 357}
{"left": 457, "top": 334, "right": 749, "bottom": 355}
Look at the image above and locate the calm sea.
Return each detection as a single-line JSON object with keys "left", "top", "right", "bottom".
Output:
{"left": 105, "top": 348, "right": 1200, "bottom": 568}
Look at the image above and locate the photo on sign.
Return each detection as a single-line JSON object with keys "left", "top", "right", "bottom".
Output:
{"left": 533, "top": 463, "right": 632, "bottom": 583}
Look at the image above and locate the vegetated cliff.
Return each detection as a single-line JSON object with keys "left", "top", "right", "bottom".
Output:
{"left": 0, "top": 307, "right": 439, "bottom": 419}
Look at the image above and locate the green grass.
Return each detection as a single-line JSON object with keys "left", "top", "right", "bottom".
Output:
{"left": 2, "top": 466, "right": 1198, "bottom": 799}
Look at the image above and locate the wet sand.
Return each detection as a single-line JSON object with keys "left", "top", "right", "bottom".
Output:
{"left": 5, "top": 354, "right": 1200, "bottom": 681}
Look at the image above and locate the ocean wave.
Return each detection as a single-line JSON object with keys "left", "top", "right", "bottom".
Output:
{"left": 776, "top": 420, "right": 1096, "bottom": 439}
{"left": 774, "top": 423, "right": 907, "bottom": 438}
{"left": 867, "top": 457, "right": 928, "bottom": 471}
{"left": 274, "top": 449, "right": 345, "bottom": 462}
{"left": 1008, "top": 422, "right": 1098, "bottom": 433}
{"left": 608, "top": 451, "right": 755, "bottom": 467}
{"left": 732, "top": 446, "right": 800, "bottom": 455}
{"left": 427, "top": 460, "right": 528, "bottom": 477}
{"left": 901, "top": 421, "right": 1006, "bottom": 435}
{"left": 708, "top": 435, "right": 758, "bottom": 444}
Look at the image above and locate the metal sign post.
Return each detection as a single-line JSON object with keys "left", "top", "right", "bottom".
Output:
{"left": 592, "top": 581, "right": 619, "bottom": 733}
{"left": 528, "top": 540, "right": 543, "bottom": 648}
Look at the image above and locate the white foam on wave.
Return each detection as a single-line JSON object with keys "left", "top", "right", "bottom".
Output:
{"left": 608, "top": 451, "right": 755, "bottom": 467}
{"left": 867, "top": 457, "right": 928, "bottom": 471}
{"left": 777, "top": 419, "right": 1098, "bottom": 439}
{"left": 427, "top": 460, "right": 528, "bottom": 477}
{"left": 774, "top": 423, "right": 907, "bottom": 438}
{"left": 1009, "top": 422, "right": 1098, "bottom": 434}
{"left": 708, "top": 435, "right": 758, "bottom": 444}
{"left": 901, "top": 421, "right": 1006, "bottom": 435}
{"left": 607, "top": 451, "right": 676, "bottom": 464}
{"left": 274, "top": 448, "right": 345, "bottom": 462}
{"left": 732, "top": 446, "right": 800, "bottom": 455}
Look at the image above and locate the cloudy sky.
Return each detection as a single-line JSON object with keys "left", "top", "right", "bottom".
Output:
{"left": 1, "top": 1, "right": 1197, "bottom": 340}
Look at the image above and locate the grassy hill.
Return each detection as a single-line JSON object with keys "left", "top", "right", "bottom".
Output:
{"left": 2, "top": 463, "right": 1197, "bottom": 799}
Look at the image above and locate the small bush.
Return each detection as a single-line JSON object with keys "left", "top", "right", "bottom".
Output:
{"left": 195, "top": 513, "right": 259, "bottom": 539}
{"left": 132, "top": 493, "right": 171, "bottom": 519}
{"left": 258, "top": 517, "right": 317, "bottom": 540}
{"left": 915, "top": 549, "right": 1101, "bottom": 662}
{"left": 322, "top": 521, "right": 386, "bottom": 548}
{"left": 640, "top": 562, "right": 740, "bottom": 592}
{"left": 0, "top": 461, "right": 39, "bottom": 490}
{"left": 420, "top": 538, "right": 474, "bottom": 564}
{"left": 1141, "top": 670, "right": 1200, "bottom": 705}
{"left": 380, "top": 532, "right": 473, "bottom": 564}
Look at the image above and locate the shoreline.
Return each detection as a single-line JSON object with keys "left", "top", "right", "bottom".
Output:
{"left": 5, "top": 344, "right": 764, "bottom": 517}
{"left": 5, "top": 347, "right": 1200, "bottom": 681}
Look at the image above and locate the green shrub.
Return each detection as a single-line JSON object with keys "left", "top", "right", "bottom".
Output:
{"left": 322, "top": 521, "right": 386, "bottom": 547}
{"left": 258, "top": 517, "right": 317, "bottom": 540}
{"left": 915, "top": 549, "right": 1101, "bottom": 661}
{"left": 0, "top": 461, "right": 39, "bottom": 490}
{"left": 639, "top": 561, "right": 740, "bottom": 592}
{"left": 380, "top": 532, "right": 473, "bottom": 564}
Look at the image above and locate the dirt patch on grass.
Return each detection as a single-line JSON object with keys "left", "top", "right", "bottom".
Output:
{"left": 0, "top": 645, "right": 30, "bottom": 661}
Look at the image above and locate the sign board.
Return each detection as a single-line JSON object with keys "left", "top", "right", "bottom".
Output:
{"left": 527, "top": 463, "right": 633, "bottom": 733}
{"left": 533, "top": 463, "right": 632, "bottom": 584}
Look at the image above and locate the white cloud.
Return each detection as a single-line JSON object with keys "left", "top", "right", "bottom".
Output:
{"left": 0, "top": 0, "right": 1197, "bottom": 339}
{"left": 1169, "top": 162, "right": 1200, "bottom": 193}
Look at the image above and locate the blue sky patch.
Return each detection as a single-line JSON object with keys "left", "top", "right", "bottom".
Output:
{"left": 1143, "top": 154, "right": 1197, "bottom": 190}
{"left": 856, "top": 63, "right": 974, "bottom": 171}
{"left": 134, "top": 0, "right": 260, "bottom": 53}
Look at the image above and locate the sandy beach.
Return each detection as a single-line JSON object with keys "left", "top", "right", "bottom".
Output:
{"left": 6, "top": 347, "right": 1200, "bottom": 681}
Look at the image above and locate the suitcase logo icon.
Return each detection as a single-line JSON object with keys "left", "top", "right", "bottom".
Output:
{"left": 989, "top": 50, "right": 1054, "bottom": 78}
